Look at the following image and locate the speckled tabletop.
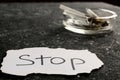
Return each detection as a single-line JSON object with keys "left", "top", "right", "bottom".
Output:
{"left": 0, "top": 2, "right": 120, "bottom": 80}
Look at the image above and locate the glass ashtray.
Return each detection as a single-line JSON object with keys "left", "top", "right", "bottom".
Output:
{"left": 60, "top": 4, "right": 117, "bottom": 35}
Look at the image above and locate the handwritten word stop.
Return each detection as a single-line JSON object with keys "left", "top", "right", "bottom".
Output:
{"left": 1, "top": 47, "right": 104, "bottom": 76}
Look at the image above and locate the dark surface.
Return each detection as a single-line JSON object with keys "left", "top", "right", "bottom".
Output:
{"left": 0, "top": 0, "right": 120, "bottom": 7}
{"left": 0, "top": 2, "right": 120, "bottom": 80}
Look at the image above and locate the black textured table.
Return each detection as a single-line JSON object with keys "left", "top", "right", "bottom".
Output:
{"left": 0, "top": 2, "right": 120, "bottom": 80}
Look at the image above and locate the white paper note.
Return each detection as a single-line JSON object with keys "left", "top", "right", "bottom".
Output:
{"left": 1, "top": 47, "right": 104, "bottom": 76}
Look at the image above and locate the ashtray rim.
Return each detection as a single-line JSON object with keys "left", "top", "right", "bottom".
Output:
{"left": 63, "top": 20, "right": 113, "bottom": 35}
